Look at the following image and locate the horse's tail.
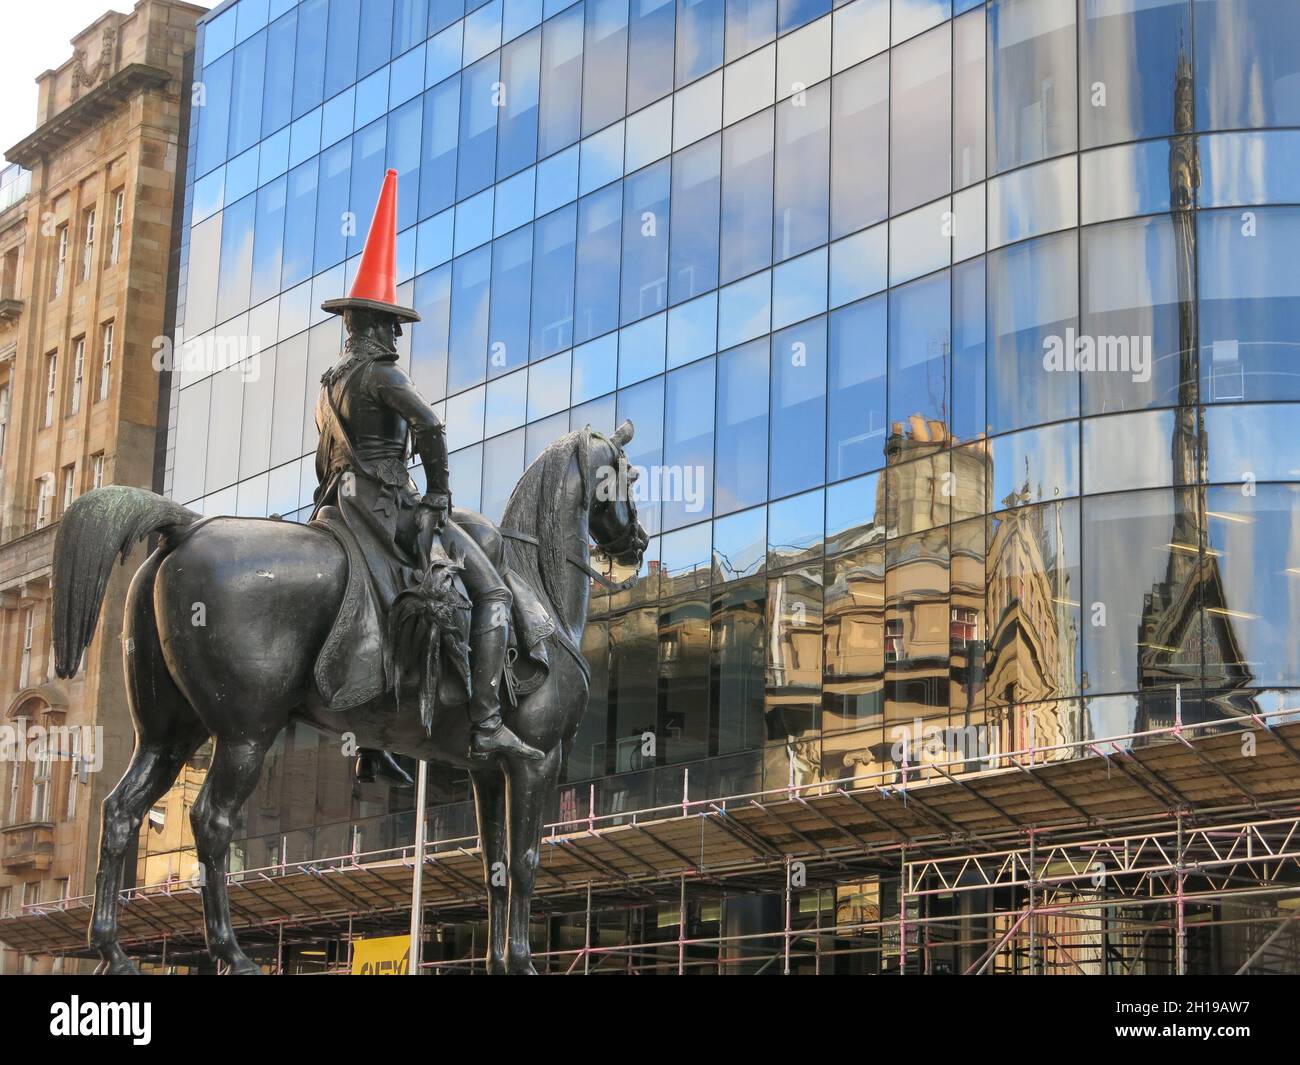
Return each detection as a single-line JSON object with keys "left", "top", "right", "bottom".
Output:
{"left": 53, "top": 486, "right": 199, "bottom": 679}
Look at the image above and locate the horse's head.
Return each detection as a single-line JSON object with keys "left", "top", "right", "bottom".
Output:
{"left": 589, "top": 421, "right": 649, "bottom": 569}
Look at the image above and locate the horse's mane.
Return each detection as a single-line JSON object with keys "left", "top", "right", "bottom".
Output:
{"left": 500, "top": 429, "right": 591, "bottom": 630}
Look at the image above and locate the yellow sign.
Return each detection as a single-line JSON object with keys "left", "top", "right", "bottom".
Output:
{"left": 350, "top": 935, "right": 411, "bottom": 975}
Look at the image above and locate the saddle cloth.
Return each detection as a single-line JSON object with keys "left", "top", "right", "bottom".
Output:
{"left": 309, "top": 512, "right": 552, "bottom": 713}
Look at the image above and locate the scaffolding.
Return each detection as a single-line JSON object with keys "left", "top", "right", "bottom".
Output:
{"left": 3, "top": 706, "right": 1300, "bottom": 973}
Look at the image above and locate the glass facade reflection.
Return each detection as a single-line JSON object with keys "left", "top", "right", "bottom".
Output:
{"left": 160, "top": 0, "right": 1300, "bottom": 970}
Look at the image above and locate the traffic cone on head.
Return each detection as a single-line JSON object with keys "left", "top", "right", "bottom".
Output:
{"left": 321, "top": 168, "right": 420, "bottom": 322}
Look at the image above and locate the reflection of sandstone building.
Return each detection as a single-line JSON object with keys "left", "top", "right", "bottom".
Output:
{"left": 0, "top": 2, "right": 202, "bottom": 973}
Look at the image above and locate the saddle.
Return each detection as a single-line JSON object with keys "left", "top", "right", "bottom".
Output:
{"left": 310, "top": 510, "right": 553, "bottom": 714}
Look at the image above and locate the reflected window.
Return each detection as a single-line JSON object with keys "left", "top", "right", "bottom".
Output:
{"left": 1196, "top": 0, "right": 1300, "bottom": 132}
{"left": 987, "top": 230, "right": 1079, "bottom": 435}
{"left": 721, "top": 109, "right": 775, "bottom": 284}
{"left": 890, "top": 23, "right": 951, "bottom": 215}
{"left": 1080, "top": 0, "right": 1191, "bottom": 149}
{"left": 991, "top": 421, "right": 1078, "bottom": 510}
{"left": 771, "top": 316, "right": 827, "bottom": 499}
{"left": 663, "top": 359, "right": 716, "bottom": 529}
{"left": 774, "top": 84, "right": 830, "bottom": 261}
{"left": 988, "top": 0, "right": 1076, "bottom": 174}
{"left": 715, "top": 338, "right": 769, "bottom": 514}
{"left": 888, "top": 271, "right": 950, "bottom": 440}
{"left": 828, "top": 294, "right": 887, "bottom": 481}
{"left": 1083, "top": 488, "right": 1202, "bottom": 696}
{"left": 985, "top": 498, "right": 1081, "bottom": 706}
{"left": 1198, "top": 207, "right": 1300, "bottom": 404}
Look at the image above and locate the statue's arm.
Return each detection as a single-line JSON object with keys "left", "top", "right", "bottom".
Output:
{"left": 368, "top": 362, "right": 451, "bottom": 499}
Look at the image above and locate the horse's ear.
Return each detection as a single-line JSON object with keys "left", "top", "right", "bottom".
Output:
{"left": 610, "top": 420, "right": 635, "bottom": 448}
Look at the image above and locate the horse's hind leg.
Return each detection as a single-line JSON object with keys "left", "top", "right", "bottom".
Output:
{"left": 470, "top": 765, "right": 509, "bottom": 974}
{"left": 91, "top": 551, "right": 206, "bottom": 974}
{"left": 190, "top": 737, "right": 271, "bottom": 974}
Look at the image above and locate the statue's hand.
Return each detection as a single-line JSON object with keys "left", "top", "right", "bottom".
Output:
{"left": 418, "top": 492, "right": 451, "bottom": 532}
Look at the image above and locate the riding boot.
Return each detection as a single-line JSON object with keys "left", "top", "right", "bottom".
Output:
{"left": 467, "top": 626, "right": 544, "bottom": 761}
{"left": 355, "top": 748, "right": 416, "bottom": 787}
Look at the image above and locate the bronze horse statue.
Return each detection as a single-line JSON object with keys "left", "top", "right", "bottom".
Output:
{"left": 52, "top": 423, "right": 645, "bottom": 974}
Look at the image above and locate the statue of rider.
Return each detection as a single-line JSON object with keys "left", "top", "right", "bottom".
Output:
{"left": 312, "top": 169, "right": 543, "bottom": 775}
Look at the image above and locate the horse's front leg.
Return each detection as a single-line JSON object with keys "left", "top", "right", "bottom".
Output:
{"left": 504, "top": 745, "right": 562, "bottom": 975}
{"left": 470, "top": 764, "right": 509, "bottom": 974}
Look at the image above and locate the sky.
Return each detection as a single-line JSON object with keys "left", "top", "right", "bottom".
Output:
{"left": 2, "top": 1, "right": 214, "bottom": 166}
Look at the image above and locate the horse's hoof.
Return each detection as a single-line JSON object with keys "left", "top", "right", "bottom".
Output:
{"left": 507, "top": 959, "right": 539, "bottom": 975}
{"left": 227, "top": 957, "right": 263, "bottom": 975}
{"left": 487, "top": 957, "right": 508, "bottom": 975}
{"left": 102, "top": 957, "right": 141, "bottom": 975}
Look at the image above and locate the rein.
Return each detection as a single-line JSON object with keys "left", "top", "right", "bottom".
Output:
{"left": 499, "top": 528, "right": 637, "bottom": 593}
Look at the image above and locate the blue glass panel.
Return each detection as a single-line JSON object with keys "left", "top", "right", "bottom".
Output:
{"left": 314, "top": 138, "right": 352, "bottom": 273}
{"left": 620, "top": 159, "right": 671, "bottom": 324}
{"left": 193, "top": 168, "right": 225, "bottom": 224}
{"left": 827, "top": 294, "right": 886, "bottom": 480}
{"left": 829, "top": 224, "right": 887, "bottom": 308}
{"left": 888, "top": 271, "right": 950, "bottom": 440}
{"left": 725, "top": 0, "right": 776, "bottom": 61}
{"left": 538, "top": 3, "right": 585, "bottom": 157}
{"left": 720, "top": 110, "right": 774, "bottom": 284}
{"left": 528, "top": 350, "right": 572, "bottom": 418}
{"left": 770, "top": 315, "right": 827, "bottom": 497}
{"left": 715, "top": 337, "right": 769, "bottom": 514}
{"left": 225, "top": 147, "right": 259, "bottom": 203}
{"left": 779, "top": 0, "right": 831, "bottom": 33}
{"left": 288, "top": 109, "right": 322, "bottom": 168}
{"left": 618, "top": 313, "right": 667, "bottom": 388}
{"left": 427, "top": 23, "right": 463, "bottom": 86}
{"left": 324, "top": 0, "right": 361, "bottom": 98}
{"left": 583, "top": 0, "right": 630, "bottom": 136}
{"left": 356, "top": 67, "right": 391, "bottom": 129}
{"left": 386, "top": 100, "right": 423, "bottom": 234}
{"left": 718, "top": 271, "right": 771, "bottom": 350}
{"left": 204, "top": 6, "right": 238, "bottom": 60}
{"left": 293, "top": 0, "right": 329, "bottom": 119}
{"left": 775, "top": 84, "right": 830, "bottom": 261}
{"left": 358, "top": 0, "right": 395, "bottom": 77}
{"left": 1199, "top": 206, "right": 1300, "bottom": 404}
{"left": 498, "top": 29, "right": 542, "bottom": 177}
{"left": 530, "top": 204, "right": 578, "bottom": 356}
{"left": 574, "top": 183, "right": 623, "bottom": 344}
{"left": 676, "top": 0, "right": 725, "bottom": 87}
{"left": 669, "top": 135, "right": 721, "bottom": 306}
{"left": 216, "top": 194, "right": 256, "bottom": 324}
{"left": 282, "top": 158, "right": 319, "bottom": 289}
{"left": 663, "top": 358, "right": 716, "bottom": 528}
{"left": 465, "top": 0, "right": 505, "bottom": 62}
{"left": 432, "top": 0, "right": 467, "bottom": 34}
{"left": 667, "top": 292, "right": 718, "bottom": 368}
{"left": 419, "top": 78, "right": 460, "bottom": 220}
{"left": 767, "top": 487, "right": 824, "bottom": 562}
{"left": 489, "top": 225, "right": 534, "bottom": 375}
{"left": 772, "top": 247, "right": 828, "bottom": 329}
{"left": 485, "top": 369, "right": 528, "bottom": 435}
{"left": 893, "top": 0, "right": 950, "bottom": 45}
{"left": 411, "top": 264, "right": 452, "bottom": 400}
{"left": 494, "top": 168, "right": 536, "bottom": 234}
{"left": 459, "top": 54, "right": 502, "bottom": 197}
{"left": 580, "top": 124, "right": 625, "bottom": 195}
{"left": 262, "top": 10, "right": 297, "bottom": 138}
{"left": 713, "top": 506, "right": 767, "bottom": 580}
{"left": 258, "top": 127, "right": 291, "bottom": 185}
{"left": 1196, "top": 0, "right": 1300, "bottom": 131}
{"left": 390, "top": 44, "right": 426, "bottom": 108}
{"left": 573, "top": 332, "right": 618, "bottom": 401}
{"left": 321, "top": 88, "right": 355, "bottom": 147}
{"left": 505, "top": 0, "right": 545, "bottom": 39}
{"left": 417, "top": 210, "right": 455, "bottom": 272}
{"left": 454, "top": 188, "right": 495, "bottom": 254}
{"left": 535, "top": 144, "right": 580, "bottom": 213}
{"left": 448, "top": 244, "right": 494, "bottom": 392}
{"left": 348, "top": 120, "right": 388, "bottom": 258}
{"left": 628, "top": 0, "right": 675, "bottom": 111}
{"left": 228, "top": 33, "right": 267, "bottom": 159}
{"left": 951, "top": 256, "right": 985, "bottom": 443}
{"left": 196, "top": 52, "right": 233, "bottom": 176}
{"left": 394, "top": 0, "right": 431, "bottom": 54}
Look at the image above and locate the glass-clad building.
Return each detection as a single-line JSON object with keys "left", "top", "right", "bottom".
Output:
{"left": 159, "top": 0, "right": 1300, "bottom": 971}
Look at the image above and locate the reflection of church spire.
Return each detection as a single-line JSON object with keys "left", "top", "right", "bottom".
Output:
{"left": 1137, "top": 42, "right": 1252, "bottom": 725}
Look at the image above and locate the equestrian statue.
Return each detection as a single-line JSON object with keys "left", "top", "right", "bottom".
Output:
{"left": 51, "top": 169, "right": 648, "bottom": 975}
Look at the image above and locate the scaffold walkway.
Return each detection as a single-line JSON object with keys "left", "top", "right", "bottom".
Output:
{"left": 3, "top": 708, "right": 1300, "bottom": 972}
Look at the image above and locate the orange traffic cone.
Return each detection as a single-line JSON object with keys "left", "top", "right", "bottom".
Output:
{"left": 321, "top": 168, "right": 420, "bottom": 322}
